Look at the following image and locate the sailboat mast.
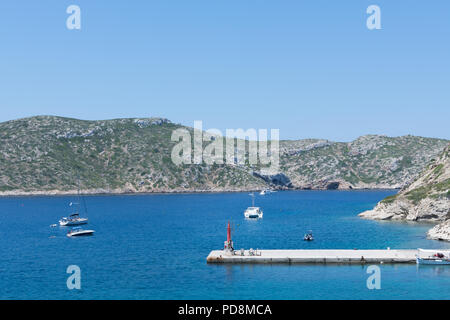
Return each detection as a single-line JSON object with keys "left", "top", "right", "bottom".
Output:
{"left": 76, "top": 173, "right": 88, "bottom": 215}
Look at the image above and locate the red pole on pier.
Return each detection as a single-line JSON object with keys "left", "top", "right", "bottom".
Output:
{"left": 227, "top": 221, "right": 231, "bottom": 243}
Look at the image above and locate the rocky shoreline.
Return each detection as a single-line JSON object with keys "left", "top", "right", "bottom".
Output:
{"left": 359, "top": 145, "right": 450, "bottom": 241}
{"left": 0, "top": 185, "right": 399, "bottom": 197}
{"left": 428, "top": 220, "right": 450, "bottom": 241}
{"left": 0, "top": 187, "right": 264, "bottom": 197}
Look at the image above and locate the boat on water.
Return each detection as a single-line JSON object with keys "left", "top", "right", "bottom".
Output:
{"left": 59, "top": 213, "right": 88, "bottom": 226}
{"left": 67, "top": 227, "right": 95, "bottom": 237}
{"left": 244, "top": 207, "right": 263, "bottom": 219}
{"left": 244, "top": 193, "right": 263, "bottom": 219}
{"left": 304, "top": 231, "right": 314, "bottom": 241}
{"left": 416, "top": 249, "right": 450, "bottom": 265}
{"left": 59, "top": 179, "right": 89, "bottom": 226}
{"left": 260, "top": 189, "right": 275, "bottom": 195}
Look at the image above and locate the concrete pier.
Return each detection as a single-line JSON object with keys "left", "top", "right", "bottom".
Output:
{"left": 207, "top": 249, "right": 418, "bottom": 264}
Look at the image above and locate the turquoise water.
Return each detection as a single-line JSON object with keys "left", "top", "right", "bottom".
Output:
{"left": 0, "top": 190, "right": 449, "bottom": 300}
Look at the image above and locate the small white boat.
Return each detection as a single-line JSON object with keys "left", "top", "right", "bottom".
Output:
{"left": 244, "top": 207, "right": 263, "bottom": 219}
{"left": 244, "top": 193, "right": 263, "bottom": 219}
{"left": 260, "top": 189, "right": 275, "bottom": 195}
{"left": 67, "top": 227, "right": 95, "bottom": 237}
{"left": 416, "top": 249, "right": 450, "bottom": 265}
{"left": 59, "top": 213, "right": 88, "bottom": 226}
{"left": 304, "top": 231, "right": 314, "bottom": 241}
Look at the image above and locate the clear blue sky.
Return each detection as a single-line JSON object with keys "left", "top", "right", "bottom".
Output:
{"left": 0, "top": 1, "right": 449, "bottom": 141}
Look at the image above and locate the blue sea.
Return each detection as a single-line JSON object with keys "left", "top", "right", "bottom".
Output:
{"left": 0, "top": 190, "right": 449, "bottom": 300}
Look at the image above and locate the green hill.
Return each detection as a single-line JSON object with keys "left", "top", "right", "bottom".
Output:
{"left": 0, "top": 116, "right": 448, "bottom": 195}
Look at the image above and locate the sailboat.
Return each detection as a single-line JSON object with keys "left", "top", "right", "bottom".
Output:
{"left": 59, "top": 179, "right": 89, "bottom": 226}
{"left": 59, "top": 213, "right": 88, "bottom": 226}
{"left": 244, "top": 193, "right": 263, "bottom": 219}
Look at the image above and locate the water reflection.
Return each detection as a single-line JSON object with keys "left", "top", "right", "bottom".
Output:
{"left": 417, "top": 265, "right": 450, "bottom": 277}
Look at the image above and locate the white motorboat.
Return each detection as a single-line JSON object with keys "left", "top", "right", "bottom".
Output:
{"left": 67, "top": 227, "right": 95, "bottom": 237}
{"left": 244, "top": 193, "right": 263, "bottom": 219}
{"left": 59, "top": 213, "right": 88, "bottom": 226}
{"left": 416, "top": 249, "right": 450, "bottom": 265}
{"left": 260, "top": 190, "right": 267, "bottom": 195}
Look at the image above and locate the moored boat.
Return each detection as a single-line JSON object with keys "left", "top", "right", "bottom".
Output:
{"left": 416, "top": 249, "right": 450, "bottom": 265}
{"left": 244, "top": 193, "right": 263, "bottom": 219}
{"left": 244, "top": 207, "right": 263, "bottom": 219}
{"left": 67, "top": 227, "right": 95, "bottom": 237}
{"left": 59, "top": 213, "right": 88, "bottom": 226}
{"left": 304, "top": 231, "right": 314, "bottom": 241}
{"left": 58, "top": 178, "right": 90, "bottom": 226}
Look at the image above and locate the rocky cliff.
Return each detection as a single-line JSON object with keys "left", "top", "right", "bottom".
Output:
{"left": 359, "top": 145, "right": 450, "bottom": 241}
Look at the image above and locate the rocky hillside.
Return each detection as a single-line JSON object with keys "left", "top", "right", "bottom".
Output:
{"left": 359, "top": 145, "right": 450, "bottom": 241}
{"left": 280, "top": 135, "right": 449, "bottom": 189}
{"left": 0, "top": 116, "right": 267, "bottom": 195}
{"left": 0, "top": 116, "right": 448, "bottom": 196}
